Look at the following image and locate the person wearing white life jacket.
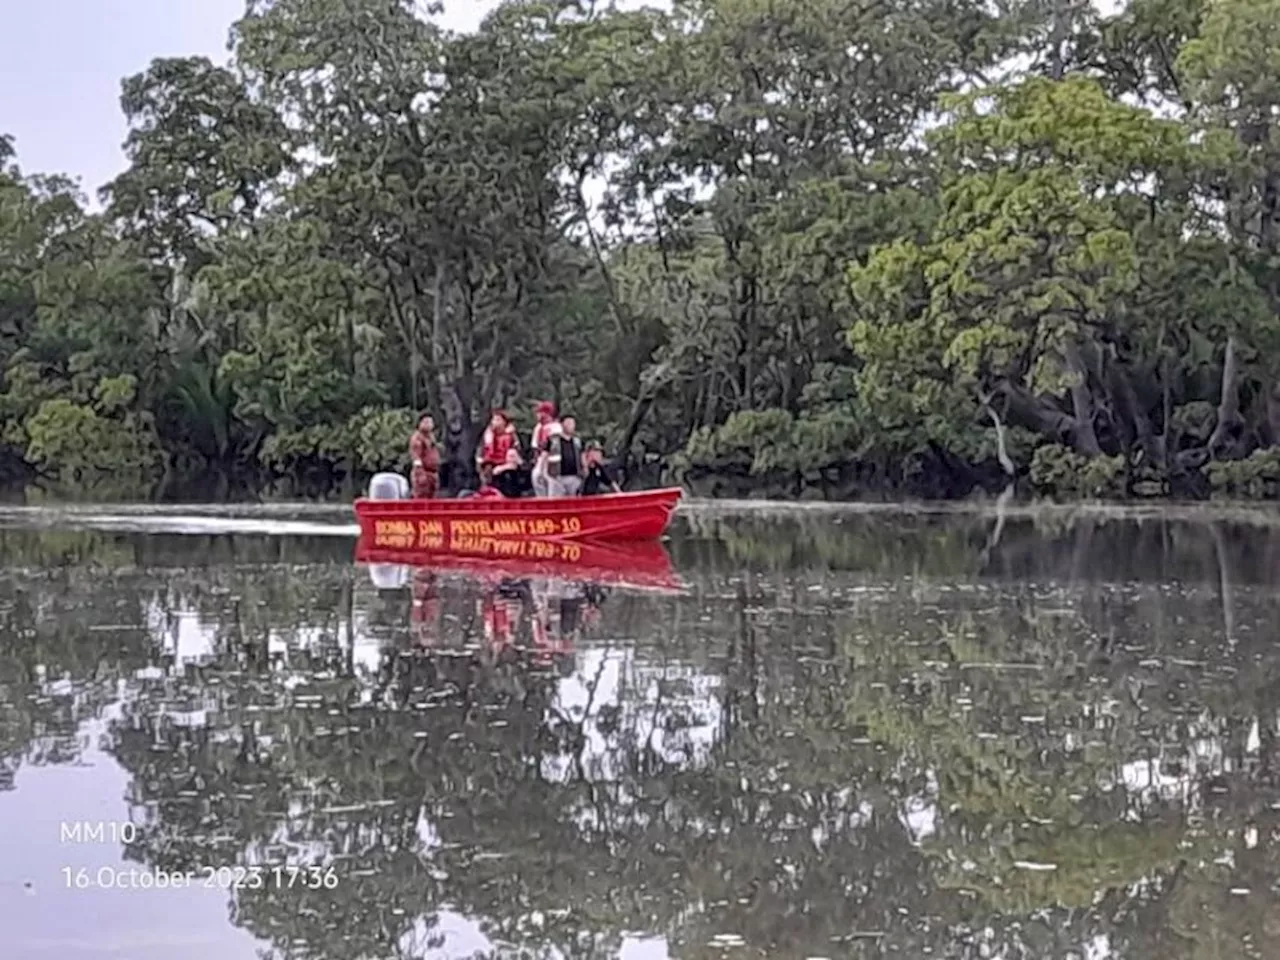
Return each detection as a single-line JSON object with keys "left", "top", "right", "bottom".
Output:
{"left": 529, "top": 400, "right": 559, "bottom": 496}
{"left": 534, "top": 420, "right": 561, "bottom": 491}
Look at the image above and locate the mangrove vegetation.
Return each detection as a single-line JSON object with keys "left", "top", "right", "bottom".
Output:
{"left": 5, "top": 0, "right": 1280, "bottom": 499}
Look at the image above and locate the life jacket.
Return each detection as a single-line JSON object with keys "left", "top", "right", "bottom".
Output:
{"left": 480, "top": 425, "right": 517, "bottom": 466}
{"left": 530, "top": 420, "right": 560, "bottom": 473}
{"left": 544, "top": 434, "right": 582, "bottom": 478}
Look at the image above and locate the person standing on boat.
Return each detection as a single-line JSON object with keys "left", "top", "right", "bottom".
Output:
{"left": 409, "top": 415, "right": 440, "bottom": 499}
{"left": 533, "top": 420, "right": 560, "bottom": 493}
{"left": 542, "top": 415, "right": 584, "bottom": 497}
{"left": 580, "top": 441, "right": 622, "bottom": 495}
{"left": 529, "top": 400, "right": 559, "bottom": 497}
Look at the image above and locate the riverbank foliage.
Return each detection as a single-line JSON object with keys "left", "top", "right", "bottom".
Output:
{"left": 5, "top": 0, "right": 1280, "bottom": 498}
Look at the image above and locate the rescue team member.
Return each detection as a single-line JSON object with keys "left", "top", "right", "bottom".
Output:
{"left": 494, "top": 448, "right": 526, "bottom": 497}
{"left": 580, "top": 441, "right": 621, "bottom": 495}
{"left": 532, "top": 420, "right": 559, "bottom": 492}
{"left": 409, "top": 415, "right": 440, "bottom": 498}
{"left": 477, "top": 409, "right": 519, "bottom": 471}
{"left": 542, "top": 415, "right": 584, "bottom": 496}
{"left": 529, "top": 400, "right": 559, "bottom": 497}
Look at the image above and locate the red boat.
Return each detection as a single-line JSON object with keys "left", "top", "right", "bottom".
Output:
{"left": 356, "top": 537, "right": 683, "bottom": 593}
{"left": 353, "top": 487, "right": 683, "bottom": 546}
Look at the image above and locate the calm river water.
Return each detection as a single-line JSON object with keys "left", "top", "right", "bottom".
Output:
{"left": 0, "top": 503, "right": 1278, "bottom": 959}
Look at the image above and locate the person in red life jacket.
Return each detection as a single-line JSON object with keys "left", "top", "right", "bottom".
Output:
{"left": 529, "top": 400, "right": 559, "bottom": 496}
{"left": 409, "top": 415, "right": 440, "bottom": 499}
{"left": 473, "top": 463, "right": 506, "bottom": 499}
{"left": 580, "top": 441, "right": 622, "bottom": 495}
{"left": 542, "top": 415, "right": 584, "bottom": 496}
{"left": 478, "top": 409, "right": 519, "bottom": 470}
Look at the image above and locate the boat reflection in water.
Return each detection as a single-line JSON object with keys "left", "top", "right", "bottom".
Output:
{"left": 359, "top": 537, "right": 682, "bottom": 676}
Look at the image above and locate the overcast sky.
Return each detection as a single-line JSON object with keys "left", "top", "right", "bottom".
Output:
{"left": 0, "top": 0, "right": 502, "bottom": 195}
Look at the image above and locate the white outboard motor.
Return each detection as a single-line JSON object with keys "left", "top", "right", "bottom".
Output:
{"left": 368, "top": 471, "right": 410, "bottom": 500}
{"left": 369, "top": 564, "right": 411, "bottom": 590}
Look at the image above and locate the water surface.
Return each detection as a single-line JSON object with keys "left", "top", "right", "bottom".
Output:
{"left": 1, "top": 506, "right": 1277, "bottom": 959}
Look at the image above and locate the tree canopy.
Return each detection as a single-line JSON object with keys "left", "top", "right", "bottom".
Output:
{"left": 6, "top": 0, "right": 1280, "bottom": 499}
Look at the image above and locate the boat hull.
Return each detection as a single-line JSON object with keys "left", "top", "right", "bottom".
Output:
{"left": 356, "top": 537, "right": 682, "bottom": 593}
{"left": 353, "top": 487, "right": 682, "bottom": 545}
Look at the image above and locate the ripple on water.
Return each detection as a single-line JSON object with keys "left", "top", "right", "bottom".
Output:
{"left": 0, "top": 507, "right": 1277, "bottom": 959}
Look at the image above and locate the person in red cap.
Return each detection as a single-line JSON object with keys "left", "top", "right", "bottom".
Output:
{"left": 529, "top": 400, "right": 560, "bottom": 497}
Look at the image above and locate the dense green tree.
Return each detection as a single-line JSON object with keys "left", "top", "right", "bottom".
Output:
{"left": 8, "top": 0, "right": 1280, "bottom": 499}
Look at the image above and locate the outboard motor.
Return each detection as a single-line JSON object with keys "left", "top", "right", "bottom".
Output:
{"left": 369, "top": 564, "right": 411, "bottom": 590}
{"left": 368, "top": 471, "right": 410, "bottom": 500}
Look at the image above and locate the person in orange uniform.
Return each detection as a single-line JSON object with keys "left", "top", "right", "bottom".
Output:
{"left": 409, "top": 415, "right": 440, "bottom": 498}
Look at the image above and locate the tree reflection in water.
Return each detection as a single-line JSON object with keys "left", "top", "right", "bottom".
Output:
{"left": 0, "top": 511, "right": 1277, "bottom": 959}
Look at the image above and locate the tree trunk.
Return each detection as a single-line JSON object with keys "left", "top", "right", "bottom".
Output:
{"left": 575, "top": 172, "right": 625, "bottom": 335}
{"left": 1062, "top": 342, "right": 1102, "bottom": 456}
{"left": 1104, "top": 356, "right": 1163, "bottom": 470}
{"left": 994, "top": 378, "right": 1074, "bottom": 443}
{"left": 981, "top": 391, "right": 1016, "bottom": 477}
{"left": 1266, "top": 377, "right": 1280, "bottom": 445}
{"left": 1207, "top": 334, "right": 1244, "bottom": 459}
{"left": 340, "top": 304, "right": 359, "bottom": 495}
{"left": 432, "top": 261, "right": 474, "bottom": 490}
{"left": 618, "top": 394, "right": 656, "bottom": 486}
